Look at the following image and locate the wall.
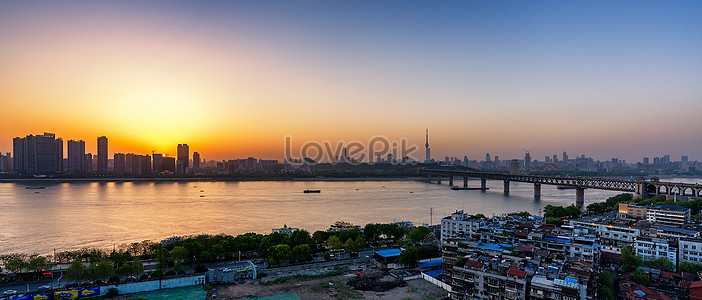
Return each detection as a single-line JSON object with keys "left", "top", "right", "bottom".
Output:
{"left": 99, "top": 275, "right": 205, "bottom": 296}
{"left": 421, "top": 272, "right": 452, "bottom": 292}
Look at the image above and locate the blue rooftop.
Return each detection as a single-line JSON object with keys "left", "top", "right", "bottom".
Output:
{"left": 424, "top": 269, "right": 442, "bottom": 278}
{"left": 657, "top": 205, "right": 687, "bottom": 211}
{"left": 418, "top": 259, "right": 442, "bottom": 269}
{"left": 658, "top": 226, "right": 698, "bottom": 234}
{"left": 374, "top": 249, "right": 402, "bottom": 258}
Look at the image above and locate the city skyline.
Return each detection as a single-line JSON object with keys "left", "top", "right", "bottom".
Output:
{"left": 1, "top": 1, "right": 701, "bottom": 161}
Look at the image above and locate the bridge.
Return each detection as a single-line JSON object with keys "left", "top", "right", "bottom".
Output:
{"left": 418, "top": 168, "right": 702, "bottom": 208}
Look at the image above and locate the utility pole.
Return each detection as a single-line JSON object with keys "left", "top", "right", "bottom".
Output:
{"left": 430, "top": 207, "right": 433, "bottom": 226}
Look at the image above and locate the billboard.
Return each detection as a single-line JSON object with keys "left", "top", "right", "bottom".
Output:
{"left": 54, "top": 287, "right": 99, "bottom": 299}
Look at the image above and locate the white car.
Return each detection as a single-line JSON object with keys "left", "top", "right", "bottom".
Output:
{"left": 38, "top": 285, "right": 51, "bottom": 290}
{"left": 3, "top": 289, "right": 17, "bottom": 295}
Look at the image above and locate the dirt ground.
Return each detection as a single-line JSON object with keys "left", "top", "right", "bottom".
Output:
{"left": 212, "top": 273, "right": 448, "bottom": 300}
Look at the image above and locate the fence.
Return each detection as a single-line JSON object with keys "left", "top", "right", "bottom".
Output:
{"left": 99, "top": 274, "right": 205, "bottom": 296}
{"left": 421, "top": 272, "right": 451, "bottom": 292}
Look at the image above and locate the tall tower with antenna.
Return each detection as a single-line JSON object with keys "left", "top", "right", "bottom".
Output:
{"left": 425, "top": 129, "right": 431, "bottom": 163}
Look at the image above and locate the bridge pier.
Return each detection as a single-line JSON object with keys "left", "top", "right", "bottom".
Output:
{"left": 481, "top": 178, "right": 487, "bottom": 191}
{"left": 449, "top": 176, "right": 453, "bottom": 187}
{"left": 463, "top": 177, "right": 468, "bottom": 188}
{"left": 534, "top": 183, "right": 541, "bottom": 199}
{"left": 504, "top": 180, "right": 510, "bottom": 195}
{"left": 437, "top": 176, "right": 441, "bottom": 185}
{"left": 576, "top": 188, "right": 585, "bottom": 209}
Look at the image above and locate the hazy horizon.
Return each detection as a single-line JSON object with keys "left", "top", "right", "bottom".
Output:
{"left": 2, "top": 1, "right": 701, "bottom": 162}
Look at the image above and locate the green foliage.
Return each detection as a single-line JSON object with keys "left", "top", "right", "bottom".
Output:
{"left": 210, "top": 244, "right": 226, "bottom": 260}
{"left": 108, "top": 251, "right": 131, "bottom": 267}
{"left": 269, "top": 244, "right": 292, "bottom": 266}
{"left": 640, "top": 256, "right": 675, "bottom": 272}
{"left": 508, "top": 211, "right": 531, "bottom": 218}
{"left": 259, "top": 232, "right": 292, "bottom": 256}
{"left": 132, "top": 258, "right": 144, "bottom": 276}
{"left": 407, "top": 226, "right": 431, "bottom": 244}
{"left": 621, "top": 247, "right": 640, "bottom": 272}
{"left": 597, "top": 270, "right": 615, "bottom": 300}
{"left": 363, "top": 223, "right": 407, "bottom": 245}
{"left": 172, "top": 261, "right": 185, "bottom": 274}
{"left": 1, "top": 253, "right": 28, "bottom": 274}
{"left": 86, "top": 258, "right": 115, "bottom": 281}
{"left": 182, "top": 239, "right": 205, "bottom": 263}
{"left": 108, "top": 275, "right": 120, "bottom": 284}
{"left": 116, "top": 263, "right": 134, "bottom": 277}
{"left": 292, "top": 244, "right": 312, "bottom": 262}
{"left": 170, "top": 246, "right": 188, "bottom": 263}
{"left": 399, "top": 246, "right": 419, "bottom": 268}
{"left": 313, "top": 231, "right": 332, "bottom": 244}
{"left": 65, "top": 259, "right": 85, "bottom": 281}
{"left": 678, "top": 261, "right": 702, "bottom": 274}
{"left": 544, "top": 204, "right": 581, "bottom": 219}
{"left": 327, "top": 236, "right": 343, "bottom": 250}
{"left": 453, "top": 257, "right": 467, "bottom": 266}
{"left": 630, "top": 268, "right": 650, "bottom": 285}
{"left": 469, "top": 213, "right": 486, "bottom": 219}
{"left": 26, "top": 255, "right": 51, "bottom": 273}
{"left": 545, "top": 217, "right": 564, "bottom": 226}
{"left": 154, "top": 247, "right": 170, "bottom": 273}
{"left": 203, "top": 285, "right": 214, "bottom": 291}
{"left": 290, "top": 229, "right": 315, "bottom": 249}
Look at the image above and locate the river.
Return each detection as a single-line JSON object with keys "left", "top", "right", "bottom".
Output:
{"left": 1, "top": 177, "right": 698, "bottom": 255}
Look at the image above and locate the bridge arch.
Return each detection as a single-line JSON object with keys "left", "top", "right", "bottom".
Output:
{"left": 670, "top": 186, "right": 680, "bottom": 195}
{"left": 658, "top": 185, "right": 668, "bottom": 195}
{"left": 683, "top": 187, "right": 694, "bottom": 196}
{"left": 540, "top": 163, "right": 559, "bottom": 171}
{"left": 646, "top": 184, "right": 657, "bottom": 195}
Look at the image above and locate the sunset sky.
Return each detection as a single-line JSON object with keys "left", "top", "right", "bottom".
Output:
{"left": 1, "top": 1, "right": 701, "bottom": 162}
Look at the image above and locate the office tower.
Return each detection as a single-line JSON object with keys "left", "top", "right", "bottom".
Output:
{"left": 97, "top": 136, "right": 108, "bottom": 174}
{"left": 552, "top": 154, "right": 558, "bottom": 163}
{"left": 510, "top": 159, "right": 519, "bottom": 174}
{"left": 114, "top": 153, "right": 126, "bottom": 175}
{"left": 643, "top": 157, "right": 649, "bottom": 165}
{"left": 485, "top": 153, "right": 491, "bottom": 162}
{"left": 67, "top": 140, "right": 86, "bottom": 173}
{"left": 177, "top": 144, "right": 189, "bottom": 173}
{"left": 193, "top": 152, "right": 200, "bottom": 168}
{"left": 682, "top": 156, "right": 688, "bottom": 163}
{"left": 524, "top": 151, "right": 531, "bottom": 170}
{"left": 13, "top": 133, "right": 63, "bottom": 174}
{"left": 152, "top": 153, "right": 163, "bottom": 174}
{"left": 425, "top": 129, "right": 431, "bottom": 163}
{"left": 84, "top": 153, "right": 93, "bottom": 173}
{"left": 562, "top": 151, "right": 568, "bottom": 162}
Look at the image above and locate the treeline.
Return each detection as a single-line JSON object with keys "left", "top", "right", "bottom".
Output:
{"left": 1, "top": 222, "right": 437, "bottom": 282}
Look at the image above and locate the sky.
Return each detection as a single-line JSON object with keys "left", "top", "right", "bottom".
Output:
{"left": 1, "top": 1, "right": 701, "bottom": 162}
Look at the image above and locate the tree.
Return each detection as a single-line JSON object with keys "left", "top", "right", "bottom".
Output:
{"left": 327, "top": 236, "right": 343, "bottom": 250}
{"left": 399, "top": 246, "right": 419, "bottom": 268}
{"left": 116, "top": 264, "right": 134, "bottom": 277}
{"left": 109, "top": 252, "right": 130, "bottom": 267}
{"left": 598, "top": 286, "right": 615, "bottom": 300}
{"left": 211, "top": 244, "right": 226, "bottom": 260}
{"left": 259, "top": 232, "right": 291, "bottom": 256}
{"left": 154, "top": 248, "right": 170, "bottom": 273}
{"left": 182, "top": 239, "right": 205, "bottom": 262}
{"left": 641, "top": 256, "right": 675, "bottom": 272}
{"left": 630, "top": 268, "right": 650, "bottom": 285}
{"left": 170, "top": 246, "right": 188, "bottom": 264}
{"left": 268, "top": 244, "right": 292, "bottom": 266}
{"left": 87, "top": 259, "right": 115, "bottom": 281}
{"left": 131, "top": 258, "right": 144, "bottom": 276}
{"left": 290, "top": 229, "right": 314, "bottom": 248}
{"left": 172, "top": 261, "right": 185, "bottom": 274}
{"left": 597, "top": 270, "right": 615, "bottom": 300}
{"left": 27, "top": 255, "right": 51, "bottom": 273}
{"left": 545, "top": 217, "right": 563, "bottom": 226}
{"left": 292, "top": 244, "right": 312, "bottom": 262}
{"left": 621, "top": 247, "right": 640, "bottom": 272}
{"left": 408, "top": 226, "right": 431, "bottom": 244}
{"left": 2, "top": 253, "right": 28, "bottom": 274}
{"left": 678, "top": 261, "right": 702, "bottom": 274}
{"left": 65, "top": 259, "right": 85, "bottom": 281}
{"left": 313, "top": 231, "right": 332, "bottom": 245}
{"left": 363, "top": 224, "right": 381, "bottom": 244}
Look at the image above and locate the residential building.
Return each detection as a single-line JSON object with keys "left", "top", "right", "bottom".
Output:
{"left": 618, "top": 203, "right": 648, "bottom": 219}
{"left": 656, "top": 226, "right": 700, "bottom": 242}
{"left": 634, "top": 237, "right": 677, "bottom": 266}
{"left": 441, "top": 210, "right": 482, "bottom": 243}
{"left": 679, "top": 238, "right": 702, "bottom": 264}
{"left": 113, "top": 153, "right": 126, "bottom": 175}
{"left": 13, "top": 132, "right": 63, "bottom": 174}
{"left": 97, "top": 136, "right": 108, "bottom": 174}
{"left": 647, "top": 205, "right": 690, "bottom": 226}
{"left": 177, "top": 144, "right": 189, "bottom": 174}
{"left": 67, "top": 140, "right": 86, "bottom": 173}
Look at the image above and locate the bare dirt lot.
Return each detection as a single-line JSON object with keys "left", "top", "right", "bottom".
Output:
{"left": 213, "top": 271, "right": 448, "bottom": 300}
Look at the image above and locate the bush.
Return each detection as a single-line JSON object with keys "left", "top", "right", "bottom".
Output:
{"left": 164, "top": 270, "right": 176, "bottom": 276}
{"left": 139, "top": 274, "right": 149, "bottom": 281}
{"left": 203, "top": 285, "right": 213, "bottom": 291}
{"left": 107, "top": 275, "right": 120, "bottom": 284}
{"left": 104, "top": 287, "right": 119, "bottom": 298}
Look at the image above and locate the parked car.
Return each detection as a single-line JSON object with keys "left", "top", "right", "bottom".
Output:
{"left": 3, "top": 290, "right": 17, "bottom": 295}
{"left": 38, "top": 285, "right": 51, "bottom": 290}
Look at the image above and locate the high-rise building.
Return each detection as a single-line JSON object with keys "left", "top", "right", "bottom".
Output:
{"left": 67, "top": 140, "right": 86, "bottom": 173}
{"left": 177, "top": 144, "right": 189, "bottom": 173}
{"left": 485, "top": 153, "right": 491, "bottom": 162}
{"left": 424, "top": 129, "right": 431, "bottom": 163}
{"left": 552, "top": 154, "right": 558, "bottom": 163}
{"left": 84, "top": 153, "right": 93, "bottom": 173}
{"left": 193, "top": 152, "right": 200, "bottom": 169}
{"left": 97, "top": 136, "right": 108, "bottom": 174}
{"left": 643, "top": 157, "right": 650, "bottom": 165}
{"left": 152, "top": 153, "right": 163, "bottom": 174}
{"left": 13, "top": 133, "right": 63, "bottom": 174}
{"left": 524, "top": 151, "right": 531, "bottom": 171}
{"left": 114, "top": 153, "right": 126, "bottom": 175}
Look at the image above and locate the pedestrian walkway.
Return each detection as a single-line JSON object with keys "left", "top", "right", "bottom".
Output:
{"left": 129, "top": 285, "right": 206, "bottom": 300}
